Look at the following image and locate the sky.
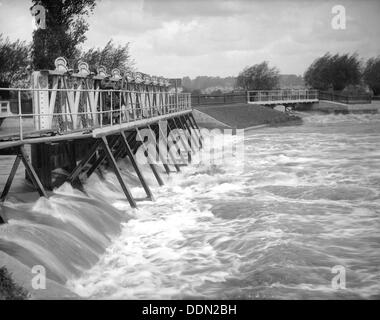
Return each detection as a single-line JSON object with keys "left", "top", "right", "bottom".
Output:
{"left": 0, "top": 0, "right": 380, "bottom": 78}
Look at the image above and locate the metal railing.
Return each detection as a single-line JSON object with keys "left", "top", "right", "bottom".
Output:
{"left": 319, "top": 91, "right": 372, "bottom": 104}
{"left": 191, "top": 92, "right": 247, "bottom": 106}
{"left": 247, "top": 89, "right": 319, "bottom": 104}
{"left": 0, "top": 87, "right": 191, "bottom": 141}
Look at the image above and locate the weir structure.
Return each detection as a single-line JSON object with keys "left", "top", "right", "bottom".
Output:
{"left": 0, "top": 57, "right": 203, "bottom": 209}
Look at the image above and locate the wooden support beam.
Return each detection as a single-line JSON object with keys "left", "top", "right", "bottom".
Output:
{"left": 120, "top": 131, "right": 154, "bottom": 200}
{"left": 170, "top": 118, "right": 190, "bottom": 165}
{"left": 0, "top": 155, "right": 21, "bottom": 202}
{"left": 157, "top": 122, "right": 181, "bottom": 172}
{"left": 176, "top": 117, "right": 192, "bottom": 163}
{"left": 189, "top": 113, "right": 203, "bottom": 149}
{"left": 101, "top": 136, "right": 137, "bottom": 208}
{"left": 67, "top": 139, "right": 103, "bottom": 183}
{"left": 179, "top": 115, "right": 198, "bottom": 154}
{"left": 148, "top": 124, "right": 171, "bottom": 175}
{"left": 167, "top": 119, "right": 187, "bottom": 165}
{"left": 86, "top": 136, "right": 120, "bottom": 179}
{"left": 136, "top": 128, "right": 164, "bottom": 186}
{"left": 19, "top": 146, "right": 47, "bottom": 198}
{"left": 183, "top": 114, "right": 201, "bottom": 150}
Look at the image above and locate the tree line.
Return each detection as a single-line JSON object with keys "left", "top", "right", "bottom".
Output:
{"left": 304, "top": 53, "right": 380, "bottom": 95}
{"left": 1, "top": 0, "right": 379, "bottom": 97}
{"left": 234, "top": 55, "right": 380, "bottom": 96}
{"left": 0, "top": 0, "right": 134, "bottom": 89}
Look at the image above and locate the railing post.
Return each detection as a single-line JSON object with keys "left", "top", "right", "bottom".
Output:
{"left": 18, "top": 90, "right": 23, "bottom": 141}
{"left": 110, "top": 91, "right": 113, "bottom": 125}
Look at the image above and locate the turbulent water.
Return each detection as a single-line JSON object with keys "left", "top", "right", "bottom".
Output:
{"left": 1, "top": 112, "right": 380, "bottom": 299}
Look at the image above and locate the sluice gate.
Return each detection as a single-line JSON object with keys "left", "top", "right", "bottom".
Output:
{"left": 0, "top": 57, "right": 203, "bottom": 210}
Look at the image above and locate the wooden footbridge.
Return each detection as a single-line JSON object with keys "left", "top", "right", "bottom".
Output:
{"left": 0, "top": 57, "right": 203, "bottom": 211}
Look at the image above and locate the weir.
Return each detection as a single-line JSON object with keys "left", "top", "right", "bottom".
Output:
{"left": 0, "top": 57, "right": 203, "bottom": 209}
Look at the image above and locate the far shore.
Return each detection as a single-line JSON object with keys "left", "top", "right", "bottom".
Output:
{"left": 193, "top": 103, "right": 302, "bottom": 129}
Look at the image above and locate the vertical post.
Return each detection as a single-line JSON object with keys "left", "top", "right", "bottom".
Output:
{"left": 110, "top": 91, "right": 113, "bottom": 125}
{"left": 100, "top": 91, "right": 103, "bottom": 128}
{"left": 119, "top": 90, "right": 122, "bottom": 124}
{"left": 31, "top": 71, "right": 49, "bottom": 131}
{"left": 18, "top": 90, "right": 23, "bottom": 141}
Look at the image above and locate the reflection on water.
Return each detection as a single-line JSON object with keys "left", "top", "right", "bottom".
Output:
{"left": 1, "top": 112, "right": 380, "bottom": 299}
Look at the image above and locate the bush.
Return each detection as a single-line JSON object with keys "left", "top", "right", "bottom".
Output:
{"left": 0, "top": 267, "right": 29, "bottom": 300}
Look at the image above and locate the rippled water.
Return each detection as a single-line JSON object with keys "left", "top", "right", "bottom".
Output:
{"left": 1, "top": 112, "right": 380, "bottom": 299}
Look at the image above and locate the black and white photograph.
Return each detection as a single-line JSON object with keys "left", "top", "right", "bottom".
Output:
{"left": 0, "top": 0, "right": 379, "bottom": 308}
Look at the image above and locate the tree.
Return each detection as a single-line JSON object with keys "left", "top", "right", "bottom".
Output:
{"left": 31, "top": 0, "right": 97, "bottom": 70}
{"left": 0, "top": 34, "right": 30, "bottom": 89}
{"left": 304, "top": 53, "right": 361, "bottom": 91}
{"left": 79, "top": 40, "right": 135, "bottom": 73}
{"left": 236, "top": 62, "right": 279, "bottom": 90}
{"left": 363, "top": 56, "right": 380, "bottom": 96}
{"left": 0, "top": 267, "right": 29, "bottom": 300}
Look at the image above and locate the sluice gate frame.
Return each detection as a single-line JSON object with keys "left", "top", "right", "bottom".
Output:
{"left": 0, "top": 57, "right": 203, "bottom": 209}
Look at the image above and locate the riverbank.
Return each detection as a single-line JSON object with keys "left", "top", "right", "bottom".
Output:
{"left": 193, "top": 103, "right": 301, "bottom": 129}
{"left": 310, "top": 100, "right": 380, "bottom": 114}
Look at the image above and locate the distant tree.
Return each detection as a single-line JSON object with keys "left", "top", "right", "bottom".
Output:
{"left": 0, "top": 35, "right": 30, "bottom": 89}
{"left": 31, "top": 0, "right": 97, "bottom": 70}
{"left": 210, "top": 88, "right": 223, "bottom": 95}
{"left": 79, "top": 40, "right": 134, "bottom": 73}
{"left": 182, "top": 76, "right": 192, "bottom": 92}
{"left": 182, "top": 76, "right": 236, "bottom": 92}
{"left": 236, "top": 62, "right": 279, "bottom": 90}
{"left": 304, "top": 53, "right": 361, "bottom": 91}
{"left": 191, "top": 89, "right": 202, "bottom": 95}
{"left": 363, "top": 56, "right": 380, "bottom": 96}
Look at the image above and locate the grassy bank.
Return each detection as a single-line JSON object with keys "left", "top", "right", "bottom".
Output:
{"left": 194, "top": 103, "right": 301, "bottom": 129}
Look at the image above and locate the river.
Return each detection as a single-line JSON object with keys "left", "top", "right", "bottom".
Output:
{"left": 1, "top": 112, "right": 380, "bottom": 299}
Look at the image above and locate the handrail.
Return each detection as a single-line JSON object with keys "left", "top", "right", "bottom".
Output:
{"left": 0, "top": 87, "right": 191, "bottom": 141}
{"left": 247, "top": 89, "right": 319, "bottom": 103}
{"left": 319, "top": 91, "right": 372, "bottom": 104}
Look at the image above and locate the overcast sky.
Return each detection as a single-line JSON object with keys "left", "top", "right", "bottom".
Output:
{"left": 1, "top": 0, "right": 379, "bottom": 78}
